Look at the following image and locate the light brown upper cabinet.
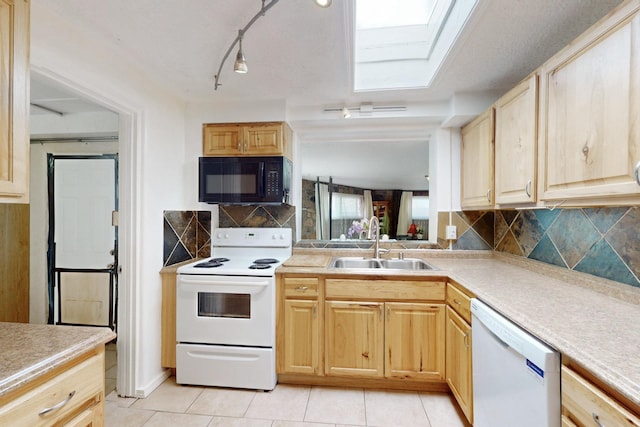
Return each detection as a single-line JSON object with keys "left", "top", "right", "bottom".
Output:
{"left": 0, "top": 0, "right": 29, "bottom": 203}
{"left": 539, "top": 1, "right": 640, "bottom": 204}
{"left": 494, "top": 74, "right": 538, "bottom": 205}
{"left": 203, "top": 122, "right": 292, "bottom": 159}
{"left": 461, "top": 108, "right": 494, "bottom": 209}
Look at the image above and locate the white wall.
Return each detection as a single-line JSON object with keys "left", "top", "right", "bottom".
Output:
{"left": 31, "top": 2, "right": 187, "bottom": 397}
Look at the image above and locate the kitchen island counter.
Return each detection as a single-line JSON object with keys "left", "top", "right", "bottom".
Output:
{"left": 0, "top": 322, "right": 115, "bottom": 400}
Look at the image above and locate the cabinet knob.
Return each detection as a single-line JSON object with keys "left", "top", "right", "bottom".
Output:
{"left": 295, "top": 286, "right": 308, "bottom": 292}
{"left": 486, "top": 189, "right": 492, "bottom": 203}
{"left": 592, "top": 412, "right": 605, "bottom": 427}
{"left": 634, "top": 161, "right": 640, "bottom": 186}
{"left": 525, "top": 180, "right": 532, "bottom": 198}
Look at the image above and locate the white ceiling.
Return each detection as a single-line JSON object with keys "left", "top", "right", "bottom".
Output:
{"left": 30, "top": 0, "right": 623, "bottom": 189}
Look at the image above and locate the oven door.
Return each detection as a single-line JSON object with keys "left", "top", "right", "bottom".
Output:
{"left": 176, "top": 274, "right": 274, "bottom": 347}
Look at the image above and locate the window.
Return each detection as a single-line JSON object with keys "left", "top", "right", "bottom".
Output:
{"left": 412, "top": 196, "right": 430, "bottom": 220}
{"left": 353, "top": 0, "right": 475, "bottom": 91}
{"left": 332, "top": 193, "right": 364, "bottom": 219}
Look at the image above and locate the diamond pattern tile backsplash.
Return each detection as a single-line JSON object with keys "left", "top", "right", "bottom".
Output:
{"left": 438, "top": 207, "right": 640, "bottom": 287}
{"left": 163, "top": 211, "right": 211, "bottom": 266}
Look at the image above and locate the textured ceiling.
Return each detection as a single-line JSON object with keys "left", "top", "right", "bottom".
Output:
{"left": 32, "top": 0, "right": 623, "bottom": 108}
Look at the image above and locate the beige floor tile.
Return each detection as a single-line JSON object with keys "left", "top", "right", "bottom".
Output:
{"left": 245, "top": 384, "right": 310, "bottom": 421}
{"left": 144, "top": 411, "right": 212, "bottom": 427}
{"left": 188, "top": 387, "right": 257, "bottom": 417}
{"left": 208, "top": 417, "right": 273, "bottom": 427}
{"left": 132, "top": 377, "right": 204, "bottom": 413}
{"left": 419, "top": 392, "right": 466, "bottom": 427}
{"left": 104, "top": 400, "right": 155, "bottom": 427}
{"left": 365, "top": 389, "right": 430, "bottom": 427}
{"left": 304, "top": 386, "right": 365, "bottom": 425}
{"left": 106, "top": 390, "right": 138, "bottom": 408}
{"left": 274, "top": 420, "right": 336, "bottom": 427}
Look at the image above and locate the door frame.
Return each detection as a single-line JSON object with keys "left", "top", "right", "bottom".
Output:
{"left": 46, "top": 154, "right": 119, "bottom": 329}
{"left": 31, "top": 66, "right": 140, "bottom": 398}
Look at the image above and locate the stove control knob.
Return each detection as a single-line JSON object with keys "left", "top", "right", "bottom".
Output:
{"left": 279, "top": 234, "right": 286, "bottom": 240}
{"left": 216, "top": 233, "right": 223, "bottom": 239}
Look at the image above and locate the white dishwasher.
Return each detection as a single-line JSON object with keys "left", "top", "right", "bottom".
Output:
{"left": 471, "top": 298, "right": 561, "bottom": 427}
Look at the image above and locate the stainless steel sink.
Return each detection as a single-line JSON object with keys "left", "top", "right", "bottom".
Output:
{"left": 380, "top": 259, "right": 435, "bottom": 270}
{"left": 329, "top": 257, "right": 435, "bottom": 270}
{"left": 331, "top": 258, "right": 382, "bottom": 268}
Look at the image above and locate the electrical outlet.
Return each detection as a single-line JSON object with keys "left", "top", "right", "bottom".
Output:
{"left": 446, "top": 225, "right": 457, "bottom": 240}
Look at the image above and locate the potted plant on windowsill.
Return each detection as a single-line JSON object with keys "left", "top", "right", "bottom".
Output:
{"left": 416, "top": 227, "right": 424, "bottom": 240}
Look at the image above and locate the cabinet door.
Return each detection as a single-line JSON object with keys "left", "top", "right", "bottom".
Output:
{"left": 539, "top": 3, "right": 640, "bottom": 203}
{"left": 461, "top": 108, "right": 494, "bottom": 209}
{"left": 65, "top": 401, "right": 103, "bottom": 427}
{"left": 282, "top": 299, "right": 319, "bottom": 375}
{"left": 202, "top": 124, "right": 244, "bottom": 156}
{"left": 495, "top": 74, "right": 538, "bottom": 205}
{"left": 385, "top": 303, "right": 445, "bottom": 381}
{"left": 160, "top": 271, "right": 177, "bottom": 368}
{"left": 445, "top": 307, "right": 473, "bottom": 424}
{"left": 245, "top": 123, "right": 284, "bottom": 156}
{"left": 325, "top": 301, "right": 384, "bottom": 378}
{"left": 0, "top": 0, "right": 29, "bottom": 203}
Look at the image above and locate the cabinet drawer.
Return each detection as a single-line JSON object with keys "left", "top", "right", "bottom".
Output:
{"left": 0, "top": 352, "right": 104, "bottom": 427}
{"left": 446, "top": 283, "right": 472, "bottom": 323}
{"left": 284, "top": 277, "right": 319, "bottom": 298}
{"left": 325, "top": 279, "right": 445, "bottom": 301}
{"left": 561, "top": 366, "right": 640, "bottom": 427}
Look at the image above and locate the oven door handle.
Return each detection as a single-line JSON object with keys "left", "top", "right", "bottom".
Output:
{"left": 178, "top": 276, "right": 270, "bottom": 294}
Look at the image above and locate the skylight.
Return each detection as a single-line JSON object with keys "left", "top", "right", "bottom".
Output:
{"left": 353, "top": 0, "right": 473, "bottom": 92}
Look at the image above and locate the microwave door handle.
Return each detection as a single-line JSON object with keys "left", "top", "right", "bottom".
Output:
{"left": 258, "top": 162, "right": 266, "bottom": 197}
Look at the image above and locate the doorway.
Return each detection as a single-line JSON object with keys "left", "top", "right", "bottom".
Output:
{"left": 46, "top": 154, "right": 119, "bottom": 330}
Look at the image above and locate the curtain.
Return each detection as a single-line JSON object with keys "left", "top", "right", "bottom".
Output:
{"left": 363, "top": 190, "right": 373, "bottom": 220}
{"left": 396, "top": 191, "right": 413, "bottom": 236}
{"left": 315, "top": 182, "right": 330, "bottom": 240}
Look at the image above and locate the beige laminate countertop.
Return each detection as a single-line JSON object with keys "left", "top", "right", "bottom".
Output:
{"left": 0, "top": 323, "right": 116, "bottom": 399}
{"left": 278, "top": 249, "right": 640, "bottom": 410}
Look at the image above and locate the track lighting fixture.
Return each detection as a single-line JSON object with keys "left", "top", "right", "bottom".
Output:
{"left": 324, "top": 104, "right": 408, "bottom": 118}
{"left": 233, "top": 30, "right": 248, "bottom": 74}
{"left": 342, "top": 107, "right": 351, "bottom": 119}
{"left": 214, "top": 0, "right": 332, "bottom": 90}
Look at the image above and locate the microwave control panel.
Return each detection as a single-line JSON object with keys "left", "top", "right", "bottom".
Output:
{"left": 266, "top": 170, "right": 280, "bottom": 195}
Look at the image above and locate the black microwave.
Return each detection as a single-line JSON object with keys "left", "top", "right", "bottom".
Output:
{"left": 199, "top": 156, "right": 291, "bottom": 204}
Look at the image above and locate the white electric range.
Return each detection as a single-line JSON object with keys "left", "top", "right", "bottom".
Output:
{"left": 175, "top": 227, "right": 292, "bottom": 390}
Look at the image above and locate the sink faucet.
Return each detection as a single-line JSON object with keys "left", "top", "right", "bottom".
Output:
{"left": 367, "top": 216, "right": 388, "bottom": 259}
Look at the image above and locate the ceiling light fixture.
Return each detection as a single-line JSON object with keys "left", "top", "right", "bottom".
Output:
{"left": 214, "top": 0, "right": 332, "bottom": 90}
{"left": 324, "top": 104, "right": 407, "bottom": 118}
{"left": 233, "top": 30, "right": 248, "bottom": 74}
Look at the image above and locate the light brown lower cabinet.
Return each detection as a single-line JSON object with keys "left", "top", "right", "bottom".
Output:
{"left": 283, "top": 299, "right": 319, "bottom": 375}
{"left": 0, "top": 347, "right": 105, "bottom": 427}
{"left": 445, "top": 306, "right": 473, "bottom": 423}
{"left": 561, "top": 365, "right": 640, "bottom": 426}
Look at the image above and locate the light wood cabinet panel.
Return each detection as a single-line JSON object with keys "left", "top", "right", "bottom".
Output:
{"left": 561, "top": 365, "right": 640, "bottom": 427}
{"left": 283, "top": 277, "right": 318, "bottom": 298}
{"left": 325, "top": 278, "right": 445, "bottom": 301}
{"left": 446, "top": 307, "right": 473, "bottom": 424}
{"left": 461, "top": 108, "right": 494, "bottom": 209}
{"left": 203, "top": 122, "right": 291, "bottom": 158}
{"left": 65, "top": 401, "right": 103, "bottom": 427}
{"left": 160, "top": 270, "right": 177, "bottom": 368}
{"left": 446, "top": 282, "right": 472, "bottom": 324}
{"left": 0, "top": 349, "right": 104, "bottom": 427}
{"left": 495, "top": 74, "right": 538, "bottom": 205}
{"left": 0, "top": 203, "right": 29, "bottom": 322}
{"left": 539, "top": 2, "right": 640, "bottom": 204}
{"left": 325, "top": 301, "right": 384, "bottom": 378}
{"left": 385, "top": 303, "right": 445, "bottom": 381}
{"left": 0, "top": 0, "right": 29, "bottom": 203}
{"left": 282, "top": 300, "right": 319, "bottom": 375}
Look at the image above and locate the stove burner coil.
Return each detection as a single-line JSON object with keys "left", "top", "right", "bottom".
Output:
{"left": 253, "top": 258, "right": 279, "bottom": 265}
{"left": 210, "top": 257, "right": 230, "bottom": 263}
{"left": 194, "top": 260, "right": 224, "bottom": 268}
{"left": 249, "top": 264, "right": 272, "bottom": 270}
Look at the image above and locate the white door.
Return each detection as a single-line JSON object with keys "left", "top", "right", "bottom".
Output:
{"left": 50, "top": 155, "right": 118, "bottom": 327}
